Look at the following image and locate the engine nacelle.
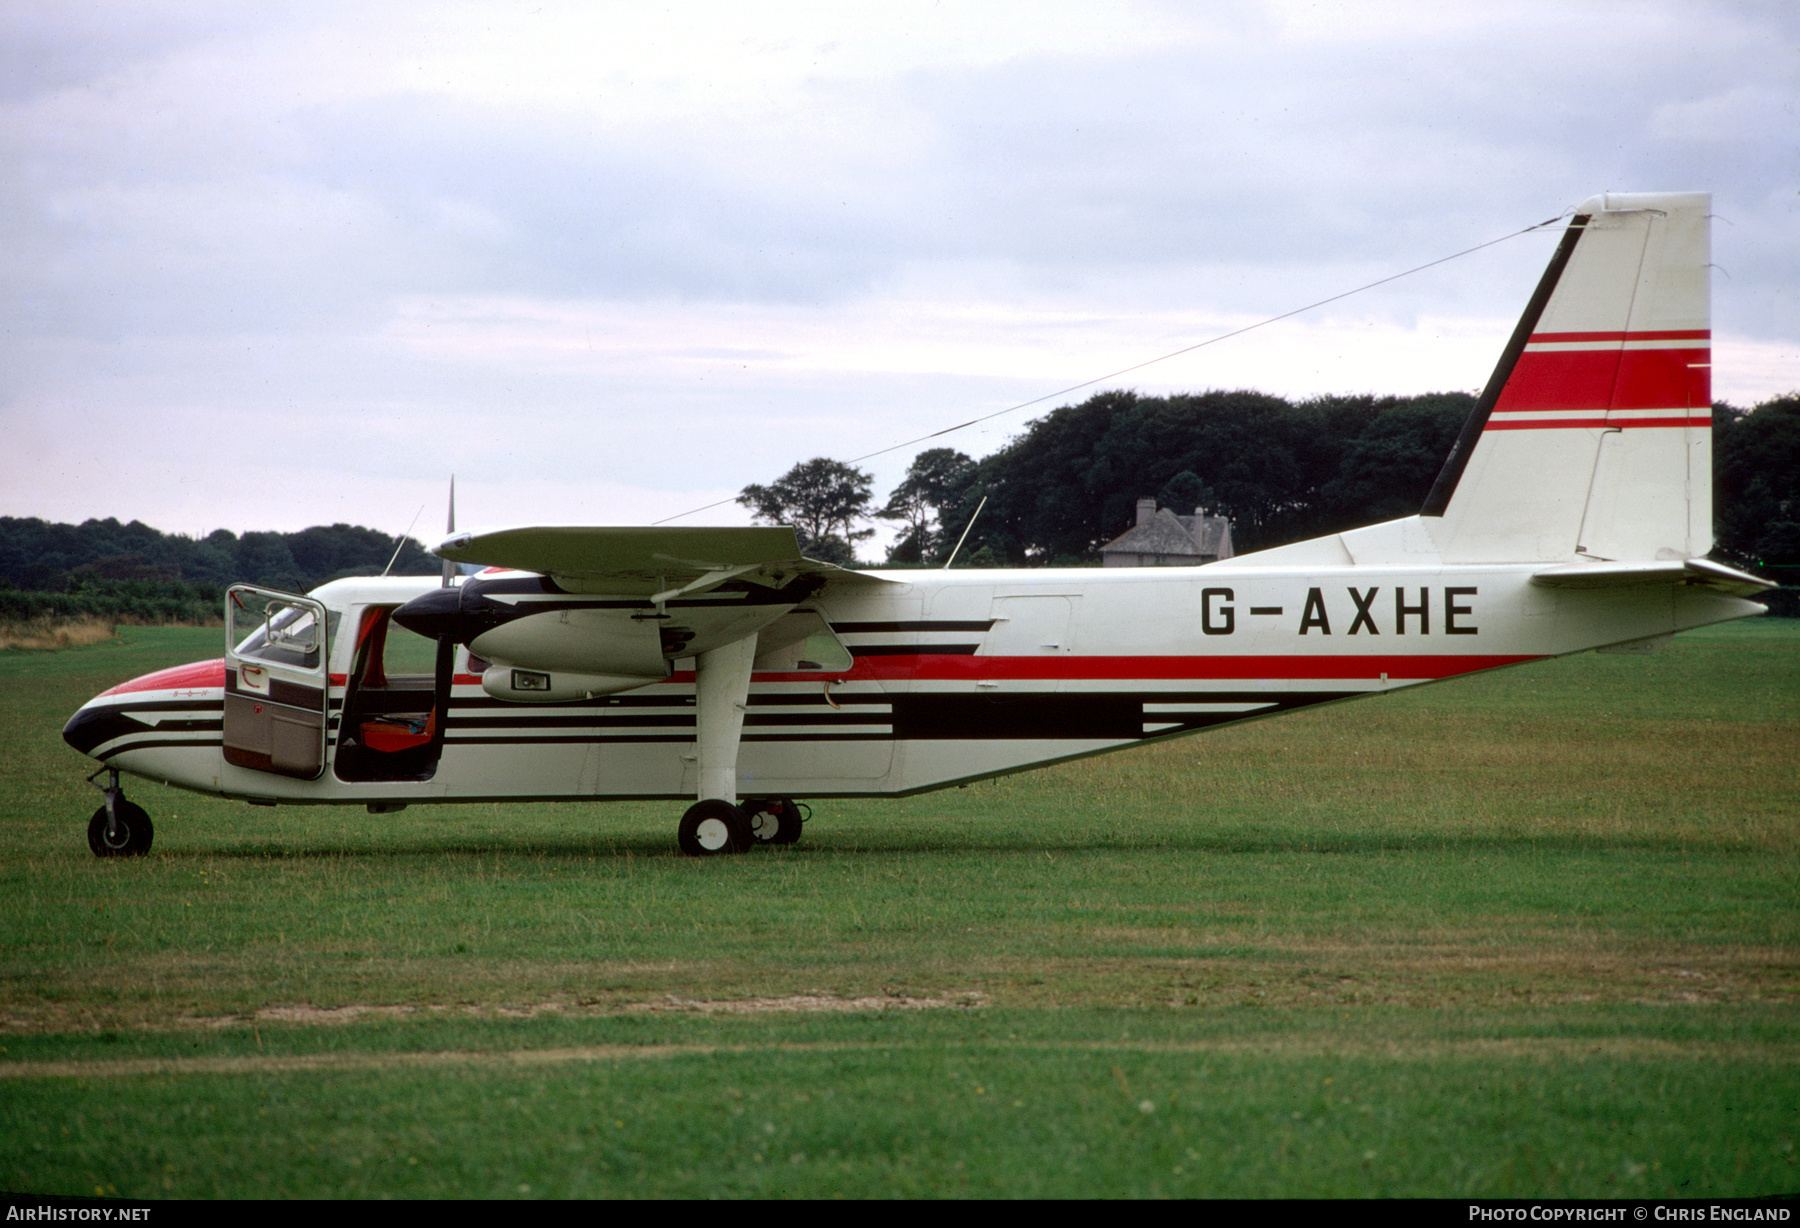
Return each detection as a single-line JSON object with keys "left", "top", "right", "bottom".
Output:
{"left": 469, "top": 607, "right": 667, "bottom": 676}
{"left": 481, "top": 663, "right": 667, "bottom": 703}
{"left": 469, "top": 607, "right": 672, "bottom": 702}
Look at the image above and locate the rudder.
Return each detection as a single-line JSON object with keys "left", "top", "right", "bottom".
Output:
{"left": 1424, "top": 192, "right": 1711, "bottom": 564}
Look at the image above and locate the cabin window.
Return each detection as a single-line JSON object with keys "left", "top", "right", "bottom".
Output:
{"left": 752, "top": 610, "right": 854, "bottom": 673}
{"left": 795, "top": 630, "right": 853, "bottom": 672}
{"left": 228, "top": 593, "right": 339, "bottom": 670}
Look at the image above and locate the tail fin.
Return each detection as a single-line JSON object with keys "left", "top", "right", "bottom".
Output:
{"left": 1424, "top": 192, "right": 1711, "bottom": 564}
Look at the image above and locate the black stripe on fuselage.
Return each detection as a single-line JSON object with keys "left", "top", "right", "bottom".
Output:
{"left": 84, "top": 691, "right": 1356, "bottom": 762}
{"left": 444, "top": 733, "right": 894, "bottom": 747}
{"left": 444, "top": 709, "right": 890, "bottom": 731}
{"left": 64, "top": 703, "right": 224, "bottom": 755}
{"left": 443, "top": 690, "right": 1350, "bottom": 741}
{"left": 887, "top": 691, "right": 1351, "bottom": 739}
{"left": 850, "top": 644, "right": 979, "bottom": 657}
{"left": 443, "top": 691, "right": 892, "bottom": 712}
{"left": 95, "top": 736, "right": 225, "bottom": 761}
{"left": 833, "top": 621, "right": 998, "bottom": 633}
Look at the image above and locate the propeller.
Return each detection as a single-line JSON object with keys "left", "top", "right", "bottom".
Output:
{"left": 442, "top": 475, "right": 457, "bottom": 588}
{"left": 433, "top": 476, "right": 457, "bottom": 750}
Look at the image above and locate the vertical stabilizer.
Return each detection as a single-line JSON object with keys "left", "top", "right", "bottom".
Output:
{"left": 1425, "top": 192, "right": 1711, "bottom": 563}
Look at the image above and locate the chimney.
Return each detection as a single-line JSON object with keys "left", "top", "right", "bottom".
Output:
{"left": 1136, "top": 497, "right": 1156, "bottom": 526}
{"left": 1194, "top": 505, "right": 1207, "bottom": 519}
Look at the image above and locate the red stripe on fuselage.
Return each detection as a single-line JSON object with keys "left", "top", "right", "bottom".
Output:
{"left": 98, "top": 658, "right": 228, "bottom": 697}
{"left": 900, "top": 653, "right": 1538, "bottom": 681}
{"left": 129, "top": 657, "right": 1539, "bottom": 694}
{"left": 711, "top": 653, "right": 1541, "bottom": 684}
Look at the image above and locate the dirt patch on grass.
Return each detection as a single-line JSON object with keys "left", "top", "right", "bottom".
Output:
{"left": 0, "top": 1044, "right": 730, "bottom": 1079}
{"left": 4, "top": 936, "right": 1791, "bottom": 1030}
{"left": 153, "top": 990, "right": 990, "bottom": 1031}
{"left": 994, "top": 936, "right": 1800, "bottom": 1010}
{"left": 623, "top": 990, "right": 990, "bottom": 1015}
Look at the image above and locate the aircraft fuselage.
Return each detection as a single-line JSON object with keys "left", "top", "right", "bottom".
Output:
{"left": 63, "top": 547, "right": 1761, "bottom": 809}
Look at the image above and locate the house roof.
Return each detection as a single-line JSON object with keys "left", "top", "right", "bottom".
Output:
{"left": 1101, "top": 508, "right": 1207, "bottom": 557}
{"left": 1184, "top": 514, "right": 1230, "bottom": 557}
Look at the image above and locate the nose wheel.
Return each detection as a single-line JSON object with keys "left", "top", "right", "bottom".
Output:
{"left": 85, "top": 769, "right": 153, "bottom": 857}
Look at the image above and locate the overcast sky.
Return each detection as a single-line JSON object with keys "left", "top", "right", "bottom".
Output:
{"left": 3, "top": 0, "right": 1794, "bottom": 549}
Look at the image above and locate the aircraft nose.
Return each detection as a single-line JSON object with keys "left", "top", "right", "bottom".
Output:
{"left": 61, "top": 658, "right": 228, "bottom": 759}
{"left": 63, "top": 702, "right": 129, "bottom": 758}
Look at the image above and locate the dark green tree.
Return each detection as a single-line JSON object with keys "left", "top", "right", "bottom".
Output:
{"left": 1155, "top": 470, "right": 1215, "bottom": 517}
{"left": 738, "top": 458, "right": 876, "bottom": 564}
{"left": 1311, "top": 393, "right": 1473, "bottom": 532}
{"left": 878, "top": 448, "right": 977, "bottom": 563}
{"left": 1715, "top": 393, "right": 1800, "bottom": 613}
{"left": 0, "top": 516, "right": 435, "bottom": 593}
{"left": 937, "top": 389, "right": 1477, "bottom": 564}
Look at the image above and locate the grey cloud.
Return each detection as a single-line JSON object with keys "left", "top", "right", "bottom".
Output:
{"left": 5, "top": 0, "right": 1794, "bottom": 349}
{"left": 290, "top": 94, "right": 906, "bottom": 303}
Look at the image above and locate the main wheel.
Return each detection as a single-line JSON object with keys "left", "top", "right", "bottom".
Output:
{"left": 87, "top": 799, "right": 153, "bottom": 857}
{"left": 678, "top": 799, "right": 752, "bottom": 857}
{"left": 744, "top": 797, "right": 804, "bottom": 845}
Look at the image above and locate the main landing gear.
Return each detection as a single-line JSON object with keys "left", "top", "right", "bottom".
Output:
{"left": 86, "top": 767, "right": 153, "bottom": 857}
{"left": 676, "top": 626, "right": 813, "bottom": 857}
{"left": 678, "top": 796, "right": 807, "bottom": 857}
{"left": 675, "top": 634, "right": 809, "bottom": 857}
{"left": 744, "top": 797, "right": 805, "bottom": 845}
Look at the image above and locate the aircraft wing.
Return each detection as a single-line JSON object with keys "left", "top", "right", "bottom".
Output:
{"left": 432, "top": 525, "right": 892, "bottom": 596}
{"left": 1531, "top": 557, "right": 1775, "bottom": 598}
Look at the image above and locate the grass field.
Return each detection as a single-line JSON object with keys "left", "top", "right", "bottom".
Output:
{"left": 1, "top": 621, "right": 1796, "bottom": 1198}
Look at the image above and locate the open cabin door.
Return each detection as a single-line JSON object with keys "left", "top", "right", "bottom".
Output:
{"left": 333, "top": 604, "right": 448, "bottom": 783}
{"left": 223, "top": 585, "right": 332, "bottom": 780}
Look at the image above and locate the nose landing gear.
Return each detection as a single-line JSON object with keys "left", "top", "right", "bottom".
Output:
{"left": 85, "top": 767, "right": 153, "bottom": 857}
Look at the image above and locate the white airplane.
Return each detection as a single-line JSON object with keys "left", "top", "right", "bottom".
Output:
{"left": 64, "top": 191, "right": 1773, "bottom": 857}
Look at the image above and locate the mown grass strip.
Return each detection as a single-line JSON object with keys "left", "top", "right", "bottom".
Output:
{"left": 9, "top": 1040, "right": 1798, "bottom": 1198}
{"left": 7, "top": 1035, "right": 1799, "bottom": 1081}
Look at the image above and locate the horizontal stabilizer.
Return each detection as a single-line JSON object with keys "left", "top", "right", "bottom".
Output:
{"left": 1531, "top": 557, "right": 1774, "bottom": 597}
{"left": 433, "top": 525, "right": 888, "bottom": 590}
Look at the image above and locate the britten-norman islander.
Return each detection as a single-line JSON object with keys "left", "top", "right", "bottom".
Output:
{"left": 64, "top": 192, "right": 1773, "bottom": 857}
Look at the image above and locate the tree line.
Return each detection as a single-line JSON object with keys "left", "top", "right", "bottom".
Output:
{"left": 1715, "top": 394, "right": 1800, "bottom": 599}
{"left": 0, "top": 518, "right": 438, "bottom": 595}
{"left": 740, "top": 388, "right": 1800, "bottom": 609}
{"left": 4, "top": 387, "right": 1793, "bottom": 623}
{"left": 0, "top": 519, "right": 438, "bottom": 625}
